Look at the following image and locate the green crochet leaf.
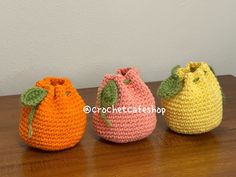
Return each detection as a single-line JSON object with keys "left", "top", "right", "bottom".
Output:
{"left": 98, "top": 80, "right": 118, "bottom": 126}
{"left": 123, "top": 79, "right": 131, "bottom": 85}
{"left": 28, "top": 106, "right": 36, "bottom": 138}
{"left": 99, "top": 80, "right": 118, "bottom": 108}
{"left": 158, "top": 75, "right": 183, "bottom": 99}
{"left": 171, "top": 65, "right": 181, "bottom": 76}
{"left": 21, "top": 87, "right": 48, "bottom": 107}
{"left": 193, "top": 77, "right": 200, "bottom": 83}
{"left": 21, "top": 87, "right": 47, "bottom": 138}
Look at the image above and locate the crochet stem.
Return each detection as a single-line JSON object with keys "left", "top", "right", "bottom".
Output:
{"left": 100, "top": 112, "right": 112, "bottom": 126}
{"left": 28, "top": 106, "right": 36, "bottom": 138}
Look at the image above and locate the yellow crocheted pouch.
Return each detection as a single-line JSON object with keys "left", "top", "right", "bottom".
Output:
{"left": 157, "top": 62, "right": 223, "bottom": 134}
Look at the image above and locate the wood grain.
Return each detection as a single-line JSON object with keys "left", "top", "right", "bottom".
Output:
{"left": 0, "top": 75, "right": 235, "bottom": 177}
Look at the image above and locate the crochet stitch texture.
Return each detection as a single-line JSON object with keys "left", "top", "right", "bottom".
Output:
{"left": 158, "top": 62, "right": 223, "bottom": 134}
{"left": 19, "top": 77, "right": 86, "bottom": 151}
{"left": 93, "top": 67, "right": 157, "bottom": 143}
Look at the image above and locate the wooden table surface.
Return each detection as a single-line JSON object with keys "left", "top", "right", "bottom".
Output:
{"left": 0, "top": 75, "right": 235, "bottom": 177}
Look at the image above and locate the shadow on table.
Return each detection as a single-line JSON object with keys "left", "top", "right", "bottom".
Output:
{"left": 157, "top": 129, "right": 222, "bottom": 177}
{"left": 87, "top": 134, "right": 160, "bottom": 177}
{"left": 19, "top": 143, "right": 88, "bottom": 177}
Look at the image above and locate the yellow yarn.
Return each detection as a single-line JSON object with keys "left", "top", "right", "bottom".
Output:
{"left": 161, "top": 62, "right": 223, "bottom": 134}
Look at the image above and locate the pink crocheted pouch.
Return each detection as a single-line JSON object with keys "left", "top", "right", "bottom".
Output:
{"left": 93, "top": 67, "right": 157, "bottom": 143}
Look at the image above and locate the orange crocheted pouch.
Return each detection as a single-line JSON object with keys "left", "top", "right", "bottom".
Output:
{"left": 19, "top": 77, "right": 86, "bottom": 151}
{"left": 93, "top": 67, "right": 157, "bottom": 143}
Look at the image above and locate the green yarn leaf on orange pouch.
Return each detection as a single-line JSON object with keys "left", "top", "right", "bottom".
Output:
{"left": 21, "top": 87, "right": 47, "bottom": 138}
{"left": 98, "top": 80, "right": 118, "bottom": 126}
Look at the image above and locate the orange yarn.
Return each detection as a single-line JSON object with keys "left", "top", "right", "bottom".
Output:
{"left": 19, "top": 77, "right": 86, "bottom": 151}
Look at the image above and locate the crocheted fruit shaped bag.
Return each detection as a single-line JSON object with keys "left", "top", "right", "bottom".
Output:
{"left": 157, "top": 62, "right": 223, "bottom": 134}
{"left": 19, "top": 77, "right": 87, "bottom": 151}
{"left": 93, "top": 67, "right": 157, "bottom": 143}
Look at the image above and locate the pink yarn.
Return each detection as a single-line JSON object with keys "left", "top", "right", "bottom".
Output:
{"left": 93, "top": 67, "right": 157, "bottom": 143}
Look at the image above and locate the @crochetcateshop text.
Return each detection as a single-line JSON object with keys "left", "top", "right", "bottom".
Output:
{"left": 83, "top": 105, "right": 166, "bottom": 115}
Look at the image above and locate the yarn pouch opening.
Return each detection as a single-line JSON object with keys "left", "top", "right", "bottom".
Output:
{"left": 36, "top": 77, "right": 74, "bottom": 99}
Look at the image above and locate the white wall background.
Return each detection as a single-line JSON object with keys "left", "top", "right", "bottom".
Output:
{"left": 0, "top": 0, "right": 235, "bottom": 96}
